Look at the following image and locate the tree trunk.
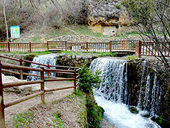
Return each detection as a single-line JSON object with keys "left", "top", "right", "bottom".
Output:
{"left": 3, "top": 0, "right": 9, "bottom": 42}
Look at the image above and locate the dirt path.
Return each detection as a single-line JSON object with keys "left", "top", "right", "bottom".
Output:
{"left": 3, "top": 81, "right": 74, "bottom": 127}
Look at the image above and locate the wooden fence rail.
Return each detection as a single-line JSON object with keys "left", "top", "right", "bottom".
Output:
{"left": 139, "top": 41, "right": 170, "bottom": 57}
{"left": 1, "top": 40, "right": 170, "bottom": 57}
{"left": 0, "top": 42, "right": 47, "bottom": 52}
{"left": 47, "top": 40, "right": 137, "bottom": 53}
{"left": 0, "top": 61, "right": 80, "bottom": 128}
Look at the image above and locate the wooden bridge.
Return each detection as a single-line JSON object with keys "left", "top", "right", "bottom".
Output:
{"left": 0, "top": 40, "right": 170, "bottom": 57}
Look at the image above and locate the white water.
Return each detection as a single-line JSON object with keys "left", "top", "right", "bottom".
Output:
{"left": 90, "top": 58, "right": 161, "bottom": 128}
{"left": 95, "top": 93, "right": 161, "bottom": 128}
{"left": 137, "top": 61, "right": 146, "bottom": 108}
{"left": 90, "top": 58, "right": 128, "bottom": 103}
{"left": 27, "top": 54, "right": 57, "bottom": 81}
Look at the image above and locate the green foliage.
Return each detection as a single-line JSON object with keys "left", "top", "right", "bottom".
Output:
{"left": 99, "top": 52, "right": 116, "bottom": 57}
{"left": 116, "top": 4, "right": 121, "bottom": 9}
{"left": 151, "top": 116, "right": 170, "bottom": 127}
{"left": 126, "top": 55, "right": 137, "bottom": 61}
{"left": 86, "top": 91, "right": 104, "bottom": 128}
{"left": 78, "top": 65, "right": 102, "bottom": 93}
{"left": 115, "top": 31, "right": 139, "bottom": 38}
{"left": 31, "top": 37, "right": 41, "bottom": 42}
{"left": 128, "top": 107, "right": 138, "bottom": 114}
{"left": 52, "top": 112, "right": 65, "bottom": 128}
{"left": 13, "top": 112, "right": 33, "bottom": 128}
{"left": 2, "top": 50, "right": 51, "bottom": 55}
{"left": 78, "top": 65, "right": 104, "bottom": 127}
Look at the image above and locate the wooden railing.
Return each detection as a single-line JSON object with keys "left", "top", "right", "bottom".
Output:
{"left": 47, "top": 40, "right": 137, "bottom": 52}
{"left": 0, "top": 55, "right": 80, "bottom": 128}
{"left": 0, "top": 42, "right": 47, "bottom": 52}
{"left": 136, "top": 41, "right": 170, "bottom": 57}
{"left": 0, "top": 55, "right": 78, "bottom": 80}
{"left": 1, "top": 41, "right": 170, "bottom": 57}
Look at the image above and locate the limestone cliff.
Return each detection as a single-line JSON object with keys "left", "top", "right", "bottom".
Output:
{"left": 87, "top": 0, "right": 131, "bottom": 36}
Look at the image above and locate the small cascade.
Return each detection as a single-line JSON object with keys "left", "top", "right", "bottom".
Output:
{"left": 26, "top": 54, "right": 57, "bottom": 81}
{"left": 137, "top": 61, "right": 146, "bottom": 108}
{"left": 90, "top": 58, "right": 128, "bottom": 103}
{"left": 143, "top": 74, "right": 151, "bottom": 110}
{"left": 150, "top": 74, "right": 161, "bottom": 117}
{"left": 90, "top": 58, "right": 161, "bottom": 128}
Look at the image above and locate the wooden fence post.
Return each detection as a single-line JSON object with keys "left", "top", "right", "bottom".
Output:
{"left": 8, "top": 42, "right": 10, "bottom": 52}
{"left": 86, "top": 42, "right": 88, "bottom": 52}
{"left": 29, "top": 42, "right": 31, "bottom": 53}
{"left": 109, "top": 41, "right": 112, "bottom": 53}
{"left": 74, "top": 69, "right": 77, "bottom": 92}
{"left": 47, "top": 64, "right": 50, "bottom": 79}
{"left": 65, "top": 41, "right": 67, "bottom": 51}
{"left": 136, "top": 41, "right": 141, "bottom": 58}
{"left": 40, "top": 67, "right": 45, "bottom": 104}
{"left": 0, "top": 62, "right": 5, "bottom": 128}
{"left": 20, "top": 59, "right": 23, "bottom": 80}
{"left": 47, "top": 41, "right": 49, "bottom": 51}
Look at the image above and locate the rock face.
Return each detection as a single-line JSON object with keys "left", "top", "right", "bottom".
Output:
{"left": 87, "top": 0, "right": 131, "bottom": 36}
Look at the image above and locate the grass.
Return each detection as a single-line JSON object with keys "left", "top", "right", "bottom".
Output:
{"left": 11, "top": 90, "right": 86, "bottom": 128}
{"left": 31, "top": 37, "right": 41, "bottom": 42}
{"left": 115, "top": 31, "right": 140, "bottom": 38}
{"left": 126, "top": 55, "right": 137, "bottom": 60}
{"left": 13, "top": 25, "right": 108, "bottom": 43}
{"left": 13, "top": 111, "right": 33, "bottom": 128}
{"left": 2, "top": 50, "right": 51, "bottom": 55}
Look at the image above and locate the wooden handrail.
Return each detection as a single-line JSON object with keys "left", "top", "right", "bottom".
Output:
{"left": 0, "top": 60, "right": 79, "bottom": 128}
{"left": 0, "top": 55, "right": 79, "bottom": 69}
{"left": 4, "top": 91, "right": 43, "bottom": 108}
{"left": 3, "top": 80, "right": 43, "bottom": 88}
{"left": 2, "top": 64, "right": 43, "bottom": 71}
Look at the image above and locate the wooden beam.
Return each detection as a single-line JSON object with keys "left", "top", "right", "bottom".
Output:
{"left": 3, "top": 80, "right": 43, "bottom": 88}
{"left": 45, "top": 78, "right": 74, "bottom": 82}
{"left": 45, "top": 86, "right": 74, "bottom": 92}
{"left": 4, "top": 91, "right": 43, "bottom": 108}
{"left": 2, "top": 64, "right": 42, "bottom": 71}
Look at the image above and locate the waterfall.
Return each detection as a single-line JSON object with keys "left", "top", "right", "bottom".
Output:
{"left": 90, "top": 58, "right": 161, "bottom": 128}
{"left": 90, "top": 58, "right": 128, "bottom": 103}
{"left": 137, "top": 61, "right": 146, "bottom": 108}
{"left": 26, "top": 54, "right": 57, "bottom": 81}
{"left": 143, "top": 74, "right": 151, "bottom": 110}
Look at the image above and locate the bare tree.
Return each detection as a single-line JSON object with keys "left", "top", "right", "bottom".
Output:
{"left": 1, "top": 0, "right": 9, "bottom": 42}
{"left": 122, "top": 0, "right": 170, "bottom": 68}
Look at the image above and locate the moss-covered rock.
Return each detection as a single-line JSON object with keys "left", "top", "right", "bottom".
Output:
{"left": 129, "top": 106, "right": 138, "bottom": 114}
{"left": 86, "top": 90, "right": 104, "bottom": 128}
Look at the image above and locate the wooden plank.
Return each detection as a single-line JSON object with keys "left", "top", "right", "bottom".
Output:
{"left": 3, "top": 80, "right": 43, "bottom": 88}
{"left": 45, "top": 86, "right": 74, "bottom": 92}
{"left": 45, "top": 69, "right": 75, "bottom": 73}
{"left": 4, "top": 91, "right": 43, "bottom": 108}
{"left": 2, "top": 64, "right": 42, "bottom": 71}
{"left": 1, "top": 69, "right": 20, "bottom": 75}
{"left": 45, "top": 78, "right": 74, "bottom": 82}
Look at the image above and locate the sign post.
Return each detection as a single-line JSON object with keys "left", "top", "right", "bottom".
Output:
{"left": 10, "top": 26, "right": 20, "bottom": 42}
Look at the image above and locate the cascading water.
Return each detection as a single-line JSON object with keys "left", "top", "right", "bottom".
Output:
{"left": 90, "top": 57, "right": 161, "bottom": 128}
{"left": 26, "top": 54, "right": 57, "bottom": 81}
{"left": 137, "top": 61, "right": 146, "bottom": 108}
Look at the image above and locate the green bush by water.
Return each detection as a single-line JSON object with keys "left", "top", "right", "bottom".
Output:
{"left": 78, "top": 65, "right": 104, "bottom": 128}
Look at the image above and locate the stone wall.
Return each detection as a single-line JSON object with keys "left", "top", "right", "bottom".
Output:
{"left": 56, "top": 54, "right": 98, "bottom": 68}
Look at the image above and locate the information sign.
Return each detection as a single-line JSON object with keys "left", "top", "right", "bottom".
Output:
{"left": 10, "top": 26, "right": 20, "bottom": 38}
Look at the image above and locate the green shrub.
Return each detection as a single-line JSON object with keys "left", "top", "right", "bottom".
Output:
{"left": 116, "top": 4, "right": 121, "bottom": 9}
{"left": 78, "top": 65, "right": 104, "bottom": 127}
{"left": 78, "top": 65, "right": 102, "bottom": 93}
